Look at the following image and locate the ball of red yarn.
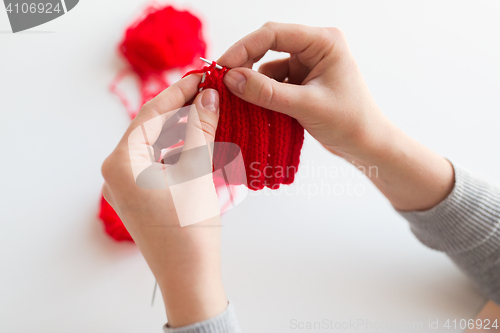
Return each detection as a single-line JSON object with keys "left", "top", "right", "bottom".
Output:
{"left": 99, "top": 195, "right": 133, "bottom": 242}
{"left": 119, "top": 5, "right": 206, "bottom": 79}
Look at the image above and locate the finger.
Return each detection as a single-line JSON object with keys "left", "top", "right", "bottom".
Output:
{"left": 259, "top": 55, "right": 312, "bottom": 86}
{"left": 160, "top": 146, "right": 184, "bottom": 165}
{"left": 123, "top": 74, "right": 201, "bottom": 182}
{"left": 223, "top": 67, "right": 321, "bottom": 117}
{"left": 287, "top": 54, "right": 314, "bottom": 85}
{"left": 125, "top": 74, "right": 201, "bottom": 146}
{"left": 172, "top": 89, "right": 220, "bottom": 195}
{"left": 181, "top": 88, "right": 220, "bottom": 155}
{"left": 217, "top": 22, "right": 336, "bottom": 70}
{"left": 258, "top": 58, "right": 289, "bottom": 82}
{"left": 151, "top": 121, "right": 187, "bottom": 161}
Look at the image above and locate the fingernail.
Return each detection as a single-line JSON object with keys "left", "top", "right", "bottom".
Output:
{"left": 224, "top": 70, "right": 247, "bottom": 95}
{"left": 201, "top": 89, "right": 219, "bottom": 113}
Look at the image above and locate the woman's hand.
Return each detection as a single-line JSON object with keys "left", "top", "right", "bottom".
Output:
{"left": 218, "top": 22, "right": 383, "bottom": 159}
{"left": 101, "top": 75, "right": 227, "bottom": 327}
{"left": 218, "top": 22, "right": 455, "bottom": 211}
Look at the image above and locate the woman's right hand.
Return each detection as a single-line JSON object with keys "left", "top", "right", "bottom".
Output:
{"left": 218, "top": 22, "right": 455, "bottom": 212}
{"left": 217, "top": 22, "right": 388, "bottom": 161}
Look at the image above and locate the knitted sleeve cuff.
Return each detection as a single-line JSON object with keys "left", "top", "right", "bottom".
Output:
{"left": 397, "top": 162, "right": 500, "bottom": 261}
{"left": 163, "top": 301, "right": 242, "bottom": 333}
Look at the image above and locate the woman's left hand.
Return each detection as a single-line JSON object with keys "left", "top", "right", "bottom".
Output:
{"left": 101, "top": 74, "right": 228, "bottom": 328}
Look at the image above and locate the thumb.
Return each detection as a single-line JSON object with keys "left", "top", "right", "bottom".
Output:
{"left": 223, "top": 67, "right": 314, "bottom": 117}
{"left": 197, "top": 88, "right": 220, "bottom": 143}
{"left": 180, "top": 88, "right": 220, "bottom": 158}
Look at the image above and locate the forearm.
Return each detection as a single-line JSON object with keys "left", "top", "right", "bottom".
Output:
{"left": 348, "top": 117, "right": 500, "bottom": 302}
{"left": 131, "top": 216, "right": 228, "bottom": 328}
{"left": 158, "top": 240, "right": 227, "bottom": 328}
{"left": 347, "top": 116, "right": 455, "bottom": 211}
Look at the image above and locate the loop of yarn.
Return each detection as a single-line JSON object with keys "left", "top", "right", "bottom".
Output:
{"left": 185, "top": 62, "right": 305, "bottom": 190}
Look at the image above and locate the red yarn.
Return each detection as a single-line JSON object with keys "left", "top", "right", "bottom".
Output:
{"left": 185, "top": 62, "right": 305, "bottom": 191}
{"left": 111, "top": 5, "right": 207, "bottom": 118}
{"left": 99, "top": 196, "right": 133, "bottom": 242}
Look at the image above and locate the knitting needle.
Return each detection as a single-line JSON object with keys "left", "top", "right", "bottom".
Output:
{"left": 154, "top": 58, "right": 217, "bottom": 301}
{"left": 151, "top": 280, "right": 158, "bottom": 306}
{"left": 200, "top": 57, "right": 223, "bottom": 70}
{"left": 199, "top": 57, "right": 222, "bottom": 92}
{"left": 199, "top": 72, "right": 206, "bottom": 92}
{"left": 150, "top": 59, "right": 221, "bottom": 303}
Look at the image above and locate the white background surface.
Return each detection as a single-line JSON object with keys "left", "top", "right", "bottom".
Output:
{"left": 1, "top": 0, "right": 500, "bottom": 332}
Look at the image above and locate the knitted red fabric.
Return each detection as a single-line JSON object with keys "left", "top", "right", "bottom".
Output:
{"left": 185, "top": 62, "right": 305, "bottom": 190}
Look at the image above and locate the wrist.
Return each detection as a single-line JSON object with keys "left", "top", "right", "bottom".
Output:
{"left": 334, "top": 109, "right": 396, "bottom": 167}
{"left": 345, "top": 117, "right": 455, "bottom": 211}
{"left": 151, "top": 220, "right": 227, "bottom": 328}
{"left": 158, "top": 252, "right": 227, "bottom": 328}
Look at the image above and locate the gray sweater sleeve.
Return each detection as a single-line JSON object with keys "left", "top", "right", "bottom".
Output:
{"left": 162, "top": 163, "right": 500, "bottom": 333}
{"left": 398, "top": 163, "right": 500, "bottom": 304}
{"left": 163, "top": 301, "right": 242, "bottom": 333}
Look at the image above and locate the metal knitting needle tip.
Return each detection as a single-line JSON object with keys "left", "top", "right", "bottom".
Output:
{"left": 200, "top": 57, "right": 223, "bottom": 70}
{"left": 199, "top": 72, "right": 206, "bottom": 92}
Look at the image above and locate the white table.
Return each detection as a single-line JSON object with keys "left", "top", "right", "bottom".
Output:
{"left": 2, "top": 1, "right": 499, "bottom": 332}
